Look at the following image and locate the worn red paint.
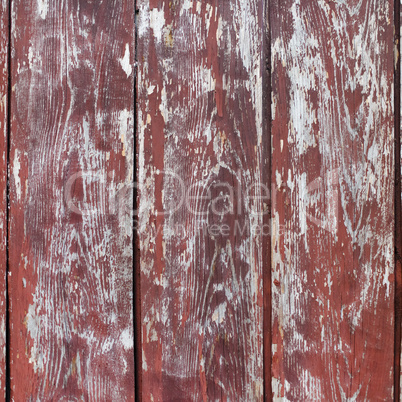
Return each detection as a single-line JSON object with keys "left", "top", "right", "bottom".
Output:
{"left": 137, "top": 0, "right": 266, "bottom": 399}
{"left": 0, "top": 0, "right": 398, "bottom": 400}
{"left": 8, "top": 0, "right": 135, "bottom": 399}
{"left": 0, "top": 0, "right": 8, "bottom": 399}
{"left": 398, "top": 1, "right": 402, "bottom": 399}
{"left": 271, "top": 0, "right": 395, "bottom": 399}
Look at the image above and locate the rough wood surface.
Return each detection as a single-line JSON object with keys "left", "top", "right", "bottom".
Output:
{"left": 9, "top": 0, "right": 135, "bottom": 399}
{"left": 137, "top": 0, "right": 266, "bottom": 399}
{"left": 398, "top": 0, "right": 402, "bottom": 399}
{"left": 397, "top": 0, "right": 402, "bottom": 399}
{"left": 0, "top": 0, "right": 8, "bottom": 399}
{"left": 271, "top": 0, "right": 395, "bottom": 400}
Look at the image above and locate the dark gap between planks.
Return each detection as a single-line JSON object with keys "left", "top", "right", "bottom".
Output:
{"left": 263, "top": 0, "right": 272, "bottom": 400}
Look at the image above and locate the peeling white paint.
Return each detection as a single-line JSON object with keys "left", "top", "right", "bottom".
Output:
{"left": 150, "top": 8, "right": 165, "bottom": 43}
{"left": 119, "top": 43, "right": 132, "bottom": 78}
{"left": 37, "top": 0, "right": 48, "bottom": 19}
{"left": 13, "top": 149, "right": 21, "bottom": 201}
{"left": 120, "top": 329, "right": 133, "bottom": 350}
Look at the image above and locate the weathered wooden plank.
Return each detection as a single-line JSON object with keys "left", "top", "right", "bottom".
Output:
{"left": 398, "top": 0, "right": 402, "bottom": 398}
{"left": 0, "top": 0, "right": 8, "bottom": 399}
{"left": 271, "top": 0, "right": 395, "bottom": 400}
{"left": 9, "top": 0, "right": 135, "bottom": 399}
{"left": 137, "top": 0, "right": 266, "bottom": 399}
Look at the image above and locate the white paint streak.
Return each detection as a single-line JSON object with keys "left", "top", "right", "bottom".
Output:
{"left": 119, "top": 43, "right": 132, "bottom": 78}
{"left": 13, "top": 149, "right": 21, "bottom": 201}
{"left": 37, "top": 0, "right": 48, "bottom": 19}
{"left": 120, "top": 329, "right": 134, "bottom": 350}
{"left": 150, "top": 8, "right": 165, "bottom": 43}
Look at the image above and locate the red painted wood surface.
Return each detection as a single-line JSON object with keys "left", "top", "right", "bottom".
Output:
{"left": 137, "top": 0, "right": 267, "bottom": 399}
{"left": 8, "top": 0, "right": 135, "bottom": 399}
{"left": 0, "top": 0, "right": 398, "bottom": 400}
{"left": 398, "top": 0, "right": 402, "bottom": 399}
{"left": 0, "top": 0, "right": 8, "bottom": 399}
{"left": 271, "top": 0, "right": 395, "bottom": 400}
{"left": 397, "top": 0, "right": 402, "bottom": 399}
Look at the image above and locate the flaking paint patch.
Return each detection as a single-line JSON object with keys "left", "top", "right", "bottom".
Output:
{"left": 120, "top": 329, "right": 133, "bottom": 350}
{"left": 211, "top": 302, "right": 227, "bottom": 324}
{"left": 119, "top": 44, "right": 132, "bottom": 78}
{"left": 26, "top": 303, "right": 45, "bottom": 373}
{"left": 150, "top": 8, "right": 165, "bottom": 43}
{"left": 13, "top": 149, "right": 21, "bottom": 200}
{"left": 37, "top": 0, "right": 48, "bottom": 19}
{"left": 119, "top": 108, "right": 132, "bottom": 165}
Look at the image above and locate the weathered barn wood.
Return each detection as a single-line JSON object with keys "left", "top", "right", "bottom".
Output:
{"left": 137, "top": 0, "right": 267, "bottom": 399}
{"left": 398, "top": 0, "right": 402, "bottom": 399}
{"left": 8, "top": 0, "right": 135, "bottom": 399}
{"left": 271, "top": 0, "right": 395, "bottom": 400}
{"left": 0, "top": 0, "right": 398, "bottom": 400}
{"left": 0, "top": 0, "right": 8, "bottom": 399}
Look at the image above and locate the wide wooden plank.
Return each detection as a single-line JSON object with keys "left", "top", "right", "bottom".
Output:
{"left": 137, "top": 0, "right": 266, "bottom": 399}
{"left": 0, "top": 0, "right": 8, "bottom": 399}
{"left": 9, "top": 0, "right": 135, "bottom": 399}
{"left": 271, "top": 0, "right": 395, "bottom": 399}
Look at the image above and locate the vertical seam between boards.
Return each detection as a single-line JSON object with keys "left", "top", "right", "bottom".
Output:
{"left": 263, "top": 0, "right": 272, "bottom": 399}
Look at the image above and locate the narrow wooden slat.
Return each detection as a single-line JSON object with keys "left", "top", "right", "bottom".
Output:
{"left": 398, "top": 0, "right": 402, "bottom": 398}
{"left": 137, "top": 0, "right": 266, "bottom": 399}
{"left": 9, "top": 1, "right": 135, "bottom": 399}
{"left": 0, "top": 0, "right": 8, "bottom": 399}
{"left": 271, "top": 0, "right": 395, "bottom": 399}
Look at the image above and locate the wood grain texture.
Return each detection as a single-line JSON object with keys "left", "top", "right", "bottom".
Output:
{"left": 398, "top": 0, "right": 402, "bottom": 398}
{"left": 271, "top": 0, "right": 395, "bottom": 400}
{"left": 9, "top": 0, "right": 135, "bottom": 399}
{"left": 397, "top": 0, "right": 402, "bottom": 399}
{"left": 137, "top": 0, "right": 266, "bottom": 399}
{"left": 0, "top": 0, "right": 8, "bottom": 399}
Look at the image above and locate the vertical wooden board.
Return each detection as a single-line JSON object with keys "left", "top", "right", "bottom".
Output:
{"left": 9, "top": 0, "right": 135, "bottom": 399}
{"left": 0, "top": 0, "right": 8, "bottom": 399}
{"left": 137, "top": 0, "right": 266, "bottom": 400}
{"left": 399, "top": 0, "right": 402, "bottom": 398}
{"left": 271, "top": 0, "right": 395, "bottom": 400}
